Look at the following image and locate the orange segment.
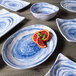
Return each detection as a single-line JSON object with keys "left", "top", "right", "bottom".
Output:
{"left": 36, "top": 36, "right": 46, "bottom": 48}
{"left": 32, "top": 31, "right": 39, "bottom": 43}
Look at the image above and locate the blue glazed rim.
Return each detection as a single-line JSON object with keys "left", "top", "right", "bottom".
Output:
{"left": 30, "top": 2, "right": 59, "bottom": 15}
{"left": 60, "top": 0, "right": 76, "bottom": 13}
{"left": 1, "top": 24, "right": 57, "bottom": 69}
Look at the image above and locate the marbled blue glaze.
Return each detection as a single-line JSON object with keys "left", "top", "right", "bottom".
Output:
{"left": 68, "top": 28, "right": 76, "bottom": 38}
{"left": 45, "top": 53, "right": 76, "bottom": 76}
{"left": 61, "top": 0, "right": 76, "bottom": 13}
{"left": 12, "top": 34, "right": 41, "bottom": 59}
{"left": 56, "top": 18, "right": 76, "bottom": 42}
{"left": 31, "top": 2, "right": 59, "bottom": 14}
{"left": 0, "top": 9, "right": 24, "bottom": 37}
{"left": 0, "top": 0, "right": 30, "bottom": 11}
{"left": 1, "top": 24, "right": 57, "bottom": 69}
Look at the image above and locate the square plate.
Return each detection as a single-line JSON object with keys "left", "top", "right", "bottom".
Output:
{"left": 0, "top": 0, "right": 30, "bottom": 11}
{"left": 0, "top": 9, "right": 25, "bottom": 37}
{"left": 45, "top": 53, "right": 76, "bottom": 76}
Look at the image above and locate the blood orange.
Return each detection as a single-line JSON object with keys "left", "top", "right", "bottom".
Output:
{"left": 36, "top": 36, "right": 46, "bottom": 48}
{"left": 39, "top": 29, "right": 50, "bottom": 41}
{"left": 32, "top": 31, "right": 39, "bottom": 43}
{"left": 32, "top": 29, "right": 50, "bottom": 48}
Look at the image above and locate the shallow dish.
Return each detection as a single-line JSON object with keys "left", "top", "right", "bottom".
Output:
{"left": 56, "top": 18, "right": 76, "bottom": 42}
{"left": 30, "top": 2, "right": 59, "bottom": 20}
{"left": 0, "top": 0, "right": 30, "bottom": 11}
{"left": 1, "top": 24, "right": 57, "bottom": 69}
{"left": 60, "top": 0, "right": 76, "bottom": 13}
{"left": 45, "top": 53, "right": 76, "bottom": 76}
{"left": 0, "top": 9, "right": 24, "bottom": 37}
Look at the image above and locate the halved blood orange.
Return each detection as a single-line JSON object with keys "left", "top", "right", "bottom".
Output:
{"left": 32, "top": 29, "right": 50, "bottom": 48}
{"left": 32, "top": 31, "right": 39, "bottom": 43}
{"left": 39, "top": 29, "right": 50, "bottom": 41}
{"left": 36, "top": 36, "right": 46, "bottom": 48}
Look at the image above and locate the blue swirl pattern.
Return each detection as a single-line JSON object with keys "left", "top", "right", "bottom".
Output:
{"left": 56, "top": 18, "right": 76, "bottom": 42}
{"left": 0, "top": 9, "right": 24, "bottom": 37}
{"left": 61, "top": 0, "right": 76, "bottom": 13}
{"left": 45, "top": 53, "right": 76, "bottom": 76}
{"left": 31, "top": 2, "right": 59, "bottom": 14}
{"left": 1, "top": 24, "right": 57, "bottom": 69}
{"left": 0, "top": 0, "right": 30, "bottom": 11}
{"left": 12, "top": 34, "right": 41, "bottom": 59}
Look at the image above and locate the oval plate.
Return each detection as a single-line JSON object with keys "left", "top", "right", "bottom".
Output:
{"left": 1, "top": 24, "right": 57, "bottom": 69}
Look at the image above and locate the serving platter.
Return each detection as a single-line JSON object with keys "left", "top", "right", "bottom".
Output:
{"left": 45, "top": 53, "right": 76, "bottom": 76}
{"left": 1, "top": 24, "right": 57, "bottom": 69}
{"left": 0, "top": 9, "right": 24, "bottom": 37}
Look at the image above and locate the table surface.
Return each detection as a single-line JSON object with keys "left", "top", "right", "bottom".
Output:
{"left": 0, "top": 0, "right": 76, "bottom": 76}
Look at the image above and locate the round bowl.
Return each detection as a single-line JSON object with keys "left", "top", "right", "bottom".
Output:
{"left": 30, "top": 2, "right": 59, "bottom": 20}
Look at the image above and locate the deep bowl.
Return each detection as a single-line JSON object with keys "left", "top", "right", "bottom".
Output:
{"left": 30, "top": 2, "right": 59, "bottom": 20}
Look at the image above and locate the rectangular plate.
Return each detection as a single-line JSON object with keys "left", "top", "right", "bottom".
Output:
{"left": 0, "top": 9, "right": 25, "bottom": 37}
{"left": 0, "top": 0, "right": 30, "bottom": 11}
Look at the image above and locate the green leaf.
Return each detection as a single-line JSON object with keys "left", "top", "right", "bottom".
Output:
{"left": 41, "top": 34, "right": 46, "bottom": 40}
{"left": 37, "top": 33, "right": 41, "bottom": 37}
{"left": 37, "top": 33, "right": 46, "bottom": 40}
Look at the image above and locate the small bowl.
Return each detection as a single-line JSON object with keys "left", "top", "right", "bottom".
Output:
{"left": 30, "top": 2, "right": 59, "bottom": 20}
{"left": 60, "top": 0, "right": 76, "bottom": 13}
{"left": 56, "top": 18, "right": 76, "bottom": 42}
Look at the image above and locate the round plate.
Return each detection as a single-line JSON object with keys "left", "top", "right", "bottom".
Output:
{"left": 1, "top": 24, "right": 57, "bottom": 69}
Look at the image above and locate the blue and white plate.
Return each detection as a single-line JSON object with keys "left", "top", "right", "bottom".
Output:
{"left": 0, "top": 0, "right": 30, "bottom": 11}
{"left": 45, "top": 53, "right": 76, "bottom": 76}
{"left": 0, "top": 9, "right": 25, "bottom": 37}
{"left": 60, "top": 0, "right": 76, "bottom": 13}
{"left": 1, "top": 24, "right": 57, "bottom": 69}
{"left": 56, "top": 18, "right": 76, "bottom": 42}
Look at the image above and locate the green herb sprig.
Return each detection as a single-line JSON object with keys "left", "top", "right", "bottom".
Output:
{"left": 37, "top": 33, "right": 46, "bottom": 40}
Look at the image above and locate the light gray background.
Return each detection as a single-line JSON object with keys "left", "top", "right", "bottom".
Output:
{"left": 0, "top": 0, "right": 76, "bottom": 76}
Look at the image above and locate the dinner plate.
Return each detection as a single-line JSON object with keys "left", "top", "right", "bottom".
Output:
{"left": 1, "top": 24, "right": 57, "bottom": 69}
{"left": 0, "top": 0, "right": 30, "bottom": 11}
{"left": 45, "top": 53, "right": 76, "bottom": 76}
{"left": 0, "top": 9, "right": 24, "bottom": 37}
{"left": 56, "top": 18, "right": 76, "bottom": 42}
{"left": 60, "top": 0, "right": 76, "bottom": 13}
